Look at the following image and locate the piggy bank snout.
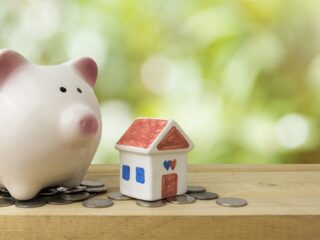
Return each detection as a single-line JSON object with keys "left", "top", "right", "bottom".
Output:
{"left": 60, "top": 106, "right": 100, "bottom": 142}
{"left": 80, "top": 115, "right": 98, "bottom": 135}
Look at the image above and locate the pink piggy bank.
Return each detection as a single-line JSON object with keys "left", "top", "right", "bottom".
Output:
{"left": 0, "top": 49, "right": 102, "bottom": 200}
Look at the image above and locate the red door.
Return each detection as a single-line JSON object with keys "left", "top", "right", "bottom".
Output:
{"left": 162, "top": 173, "right": 178, "bottom": 198}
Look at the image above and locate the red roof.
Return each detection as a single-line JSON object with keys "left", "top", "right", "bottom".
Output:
{"left": 117, "top": 119, "right": 168, "bottom": 148}
{"left": 157, "top": 127, "right": 189, "bottom": 150}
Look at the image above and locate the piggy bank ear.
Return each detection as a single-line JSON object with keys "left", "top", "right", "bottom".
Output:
{"left": 71, "top": 57, "right": 98, "bottom": 87}
{"left": 0, "top": 49, "right": 28, "bottom": 82}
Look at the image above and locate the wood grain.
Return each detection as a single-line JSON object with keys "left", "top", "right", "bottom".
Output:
{"left": 0, "top": 164, "right": 320, "bottom": 240}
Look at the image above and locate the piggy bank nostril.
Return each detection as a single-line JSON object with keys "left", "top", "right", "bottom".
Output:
{"left": 80, "top": 115, "right": 98, "bottom": 135}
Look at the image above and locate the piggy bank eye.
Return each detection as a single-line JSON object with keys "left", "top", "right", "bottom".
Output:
{"left": 77, "top": 88, "right": 82, "bottom": 94}
{"left": 60, "top": 87, "right": 67, "bottom": 93}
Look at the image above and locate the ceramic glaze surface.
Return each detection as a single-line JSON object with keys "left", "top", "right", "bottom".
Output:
{"left": 0, "top": 49, "right": 102, "bottom": 200}
{"left": 116, "top": 118, "right": 193, "bottom": 201}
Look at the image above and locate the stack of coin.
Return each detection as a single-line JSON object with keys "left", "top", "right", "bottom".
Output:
{"left": 0, "top": 182, "right": 248, "bottom": 209}
{"left": 136, "top": 199, "right": 167, "bottom": 208}
{"left": 107, "top": 191, "right": 132, "bottom": 201}
{"left": 133, "top": 185, "right": 217, "bottom": 207}
{"left": 186, "top": 185, "right": 248, "bottom": 207}
{"left": 131, "top": 185, "right": 221, "bottom": 207}
{"left": 15, "top": 198, "right": 46, "bottom": 208}
{"left": 0, "top": 197, "right": 15, "bottom": 207}
{"left": 0, "top": 179, "right": 108, "bottom": 208}
{"left": 82, "top": 198, "right": 113, "bottom": 208}
{"left": 167, "top": 194, "right": 196, "bottom": 204}
{"left": 185, "top": 185, "right": 219, "bottom": 201}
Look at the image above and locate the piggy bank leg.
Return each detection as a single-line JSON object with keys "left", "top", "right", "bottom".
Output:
{"left": 6, "top": 183, "right": 41, "bottom": 200}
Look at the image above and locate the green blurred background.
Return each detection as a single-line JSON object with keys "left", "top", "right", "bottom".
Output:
{"left": 1, "top": 0, "right": 320, "bottom": 164}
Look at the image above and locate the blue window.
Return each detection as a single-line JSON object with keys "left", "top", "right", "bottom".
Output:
{"left": 136, "top": 167, "right": 145, "bottom": 184}
{"left": 122, "top": 165, "right": 130, "bottom": 181}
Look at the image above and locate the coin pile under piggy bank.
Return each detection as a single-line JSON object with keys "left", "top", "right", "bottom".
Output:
{"left": 0, "top": 180, "right": 247, "bottom": 209}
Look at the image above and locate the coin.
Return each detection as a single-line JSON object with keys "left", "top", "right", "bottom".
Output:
{"left": 58, "top": 186, "right": 87, "bottom": 194}
{"left": 189, "top": 192, "right": 219, "bottom": 200}
{"left": 45, "top": 196, "right": 75, "bottom": 205}
{"left": 57, "top": 187, "right": 68, "bottom": 192}
{"left": 0, "top": 188, "right": 11, "bottom": 197}
{"left": 0, "top": 192, "right": 11, "bottom": 197}
{"left": 0, "top": 197, "right": 15, "bottom": 207}
{"left": 85, "top": 186, "right": 108, "bottom": 193}
{"left": 216, "top": 197, "right": 248, "bottom": 207}
{"left": 61, "top": 192, "right": 91, "bottom": 201}
{"left": 166, "top": 194, "right": 196, "bottom": 204}
{"left": 15, "top": 198, "right": 46, "bottom": 208}
{"left": 187, "top": 186, "right": 206, "bottom": 193}
{"left": 136, "top": 199, "right": 167, "bottom": 208}
{"left": 39, "top": 188, "right": 59, "bottom": 197}
{"left": 82, "top": 198, "right": 113, "bottom": 208}
{"left": 81, "top": 179, "right": 104, "bottom": 188}
{"left": 108, "top": 192, "right": 132, "bottom": 200}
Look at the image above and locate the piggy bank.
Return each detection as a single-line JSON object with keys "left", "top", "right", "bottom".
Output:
{"left": 0, "top": 49, "right": 102, "bottom": 200}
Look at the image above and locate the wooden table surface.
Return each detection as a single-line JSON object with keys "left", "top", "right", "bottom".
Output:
{"left": 0, "top": 164, "right": 320, "bottom": 240}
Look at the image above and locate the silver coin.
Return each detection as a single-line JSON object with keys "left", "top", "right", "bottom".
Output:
{"left": 61, "top": 192, "right": 91, "bottom": 201}
{"left": 166, "top": 194, "right": 196, "bottom": 204}
{"left": 85, "top": 186, "right": 108, "bottom": 193}
{"left": 0, "top": 188, "right": 8, "bottom": 193}
{"left": 0, "top": 197, "right": 15, "bottom": 207}
{"left": 45, "top": 196, "right": 75, "bottom": 205}
{"left": 187, "top": 186, "right": 206, "bottom": 193}
{"left": 57, "top": 187, "right": 68, "bottom": 192}
{"left": 39, "top": 188, "right": 59, "bottom": 197}
{"left": 189, "top": 192, "right": 219, "bottom": 200}
{"left": 82, "top": 198, "right": 113, "bottom": 208}
{"left": 0, "top": 188, "right": 11, "bottom": 197}
{"left": 136, "top": 199, "right": 167, "bottom": 208}
{"left": 15, "top": 198, "right": 46, "bottom": 208}
{"left": 216, "top": 197, "right": 248, "bottom": 207}
{"left": 81, "top": 179, "right": 104, "bottom": 188}
{"left": 108, "top": 192, "right": 132, "bottom": 200}
{"left": 0, "top": 191, "right": 11, "bottom": 197}
{"left": 58, "top": 186, "right": 87, "bottom": 194}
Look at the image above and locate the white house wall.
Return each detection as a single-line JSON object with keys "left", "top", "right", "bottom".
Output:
{"left": 151, "top": 153, "right": 187, "bottom": 200}
{"left": 119, "top": 151, "right": 188, "bottom": 201}
{"left": 119, "top": 152, "right": 153, "bottom": 200}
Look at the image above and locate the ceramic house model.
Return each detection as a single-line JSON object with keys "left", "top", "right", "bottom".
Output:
{"left": 115, "top": 118, "right": 193, "bottom": 201}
